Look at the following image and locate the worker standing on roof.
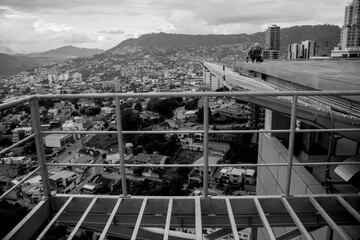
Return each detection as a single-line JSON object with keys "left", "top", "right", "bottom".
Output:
{"left": 246, "top": 43, "right": 263, "bottom": 63}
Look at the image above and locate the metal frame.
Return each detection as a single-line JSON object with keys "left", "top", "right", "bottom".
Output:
{"left": 308, "top": 197, "right": 352, "bottom": 240}
{"left": 281, "top": 197, "right": 314, "bottom": 240}
{"left": 5, "top": 194, "right": 360, "bottom": 240}
{"left": 1, "top": 90, "right": 360, "bottom": 202}
{"left": 1, "top": 90, "right": 360, "bottom": 239}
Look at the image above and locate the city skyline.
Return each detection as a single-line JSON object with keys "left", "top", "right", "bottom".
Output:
{"left": 0, "top": 0, "right": 349, "bottom": 54}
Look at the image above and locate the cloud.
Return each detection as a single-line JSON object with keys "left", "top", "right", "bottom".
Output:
{"left": 97, "top": 35, "right": 113, "bottom": 41}
{"left": 0, "top": 0, "right": 348, "bottom": 53}
{"left": 99, "top": 29, "right": 125, "bottom": 34}
{"left": 0, "top": 44, "right": 13, "bottom": 53}
{"left": 160, "top": 25, "right": 176, "bottom": 33}
{"left": 0, "top": 0, "right": 132, "bottom": 11}
{"left": 150, "top": 0, "right": 346, "bottom": 33}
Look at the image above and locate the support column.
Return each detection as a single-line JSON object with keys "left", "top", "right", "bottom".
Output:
{"left": 203, "top": 96, "right": 209, "bottom": 197}
{"left": 115, "top": 97, "right": 128, "bottom": 197}
{"left": 30, "top": 98, "right": 51, "bottom": 198}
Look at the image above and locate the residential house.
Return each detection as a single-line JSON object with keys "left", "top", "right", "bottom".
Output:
{"left": 219, "top": 167, "right": 255, "bottom": 185}
{"left": 49, "top": 170, "right": 78, "bottom": 194}
{"left": 0, "top": 156, "right": 32, "bottom": 177}
{"left": 12, "top": 127, "right": 32, "bottom": 143}
{"left": 188, "top": 156, "right": 222, "bottom": 184}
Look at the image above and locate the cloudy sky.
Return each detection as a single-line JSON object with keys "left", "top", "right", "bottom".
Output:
{"left": 0, "top": 0, "right": 349, "bottom": 54}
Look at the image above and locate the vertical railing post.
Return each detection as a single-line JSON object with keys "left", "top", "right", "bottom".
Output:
{"left": 285, "top": 95, "right": 298, "bottom": 196}
{"left": 203, "top": 96, "right": 210, "bottom": 197}
{"left": 115, "top": 97, "right": 128, "bottom": 196}
{"left": 30, "top": 98, "right": 51, "bottom": 198}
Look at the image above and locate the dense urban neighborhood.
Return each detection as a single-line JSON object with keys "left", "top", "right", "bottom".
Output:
{"left": 0, "top": 40, "right": 265, "bottom": 206}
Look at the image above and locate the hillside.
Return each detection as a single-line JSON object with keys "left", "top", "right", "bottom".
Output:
{"left": 26, "top": 45, "right": 104, "bottom": 59}
{"left": 0, "top": 54, "right": 39, "bottom": 76}
{"left": 0, "top": 46, "right": 104, "bottom": 77}
{"left": 111, "top": 24, "right": 340, "bottom": 57}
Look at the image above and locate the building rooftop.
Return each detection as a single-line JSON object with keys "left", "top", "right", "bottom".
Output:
{"left": 49, "top": 170, "right": 76, "bottom": 181}
{"left": 235, "top": 59, "right": 360, "bottom": 101}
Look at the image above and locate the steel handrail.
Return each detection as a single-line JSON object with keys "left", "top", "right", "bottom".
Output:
{"left": 1, "top": 90, "right": 360, "bottom": 199}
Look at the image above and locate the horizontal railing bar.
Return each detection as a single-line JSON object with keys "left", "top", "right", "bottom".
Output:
{"left": 0, "top": 96, "right": 33, "bottom": 110}
{"left": 2, "top": 90, "right": 360, "bottom": 111}
{"left": 41, "top": 128, "right": 360, "bottom": 136}
{"left": 55, "top": 193, "right": 360, "bottom": 200}
{"left": 0, "top": 134, "right": 35, "bottom": 155}
{"left": 46, "top": 161, "right": 360, "bottom": 168}
{"left": 0, "top": 166, "right": 40, "bottom": 201}
{"left": 42, "top": 130, "right": 204, "bottom": 135}
{"left": 32, "top": 90, "right": 360, "bottom": 99}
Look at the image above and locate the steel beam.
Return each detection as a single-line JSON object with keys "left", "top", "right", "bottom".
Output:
{"left": 5, "top": 199, "right": 51, "bottom": 240}
{"left": 225, "top": 198, "right": 240, "bottom": 240}
{"left": 41, "top": 127, "right": 360, "bottom": 135}
{"left": 163, "top": 199, "right": 173, "bottom": 240}
{"left": 67, "top": 197, "right": 98, "bottom": 240}
{"left": 203, "top": 96, "right": 210, "bottom": 197}
{"left": 98, "top": 198, "right": 122, "bottom": 240}
{"left": 36, "top": 196, "right": 74, "bottom": 240}
{"left": 195, "top": 198, "right": 203, "bottom": 240}
{"left": 281, "top": 197, "right": 314, "bottom": 240}
{"left": 30, "top": 98, "right": 51, "bottom": 198}
{"left": 254, "top": 198, "right": 276, "bottom": 240}
{"left": 309, "top": 197, "right": 352, "bottom": 240}
{"left": 336, "top": 196, "right": 360, "bottom": 223}
{"left": 115, "top": 97, "right": 128, "bottom": 196}
{"left": 131, "top": 198, "right": 147, "bottom": 240}
{"left": 285, "top": 95, "right": 298, "bottom": 196}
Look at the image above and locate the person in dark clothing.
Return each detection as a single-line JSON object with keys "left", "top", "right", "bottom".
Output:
{"left": 246, "top": 43, "right": 263, "bottom": 62}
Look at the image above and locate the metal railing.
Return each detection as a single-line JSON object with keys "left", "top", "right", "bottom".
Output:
{"left": 1, "top": 90, "right": 360, "bottom": 201}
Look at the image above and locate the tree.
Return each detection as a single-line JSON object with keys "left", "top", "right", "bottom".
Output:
{"left": 133, "top": 167, "right": 145, "bottom": 176}
{"left": 0, "top": 138, "right": 12, "bottom": 147}
{"left": 121, "top": 109, "right": 142, "bottom": 131}
{"left": 0, "top": 201, "right": 29, "bottom": 239}
{"left": 103, "top": 121, "right": 109, "bottom": 129}
{"left": 122, "top": 101, "right": 133, "bottom": 109}
{"left": 150, "top": 98, "right": 180, "bottom": 118}
{"left": 38, "top": 99, "right": 55, "bottom": 110}
{"left": 79, "top": 108, "right": 86, "bottom": 115}
{"left": 86, "top": 107, "right": 101, "bottom": 117}
{"left": 185, "top": 98, "right": 199, "bottom": 110}
{"left": 134, "top": 102, "right": 143, "bottom": 111}
{"left": 196, "top": 106, "right": 211, "bottom": 123}
{"left": 169, "top": 175, "right": 187, "bottom": 196}
{"left": 71, "top": 111, "right": 80, "bottom": 117}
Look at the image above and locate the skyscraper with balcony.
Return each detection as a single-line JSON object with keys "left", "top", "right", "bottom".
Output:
{"left": 331, "top": 0, "right": 360, "bottom": 57}
{"left": 263, "top": 25, "right": 281, "bottom": 59}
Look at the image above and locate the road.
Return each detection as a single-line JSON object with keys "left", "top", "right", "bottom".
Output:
{"left": 49, "top": 134, "right": 95, "bottom": 172}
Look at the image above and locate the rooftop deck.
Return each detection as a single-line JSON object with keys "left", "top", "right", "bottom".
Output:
{"left": 234, "top": 60, "right": 360, "bottom": 101}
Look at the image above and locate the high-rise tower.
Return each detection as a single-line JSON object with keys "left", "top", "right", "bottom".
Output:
{"left": 263, "top": 24, "right": 280, "bottom": 59}
{"left": 341, "top": 0, "right": 360, "bottom": 49}
{"left": 265, "top": 24, "right": 280, "bottom": 50}
{"left": 331, "top": 0, "right": 360, "bottom": 57}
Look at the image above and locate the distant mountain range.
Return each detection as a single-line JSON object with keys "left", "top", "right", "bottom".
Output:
{"left": 0, "top": 25, "right": 341, "bottom": 77}
{"left": 0, "top": 45, "right": 104, "bottom": 76}
{"left": 112, "top": 24, "right": 340, "bottom": 57}
{"left": 26, "top": 45, "right": 104, "bottom": 59}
